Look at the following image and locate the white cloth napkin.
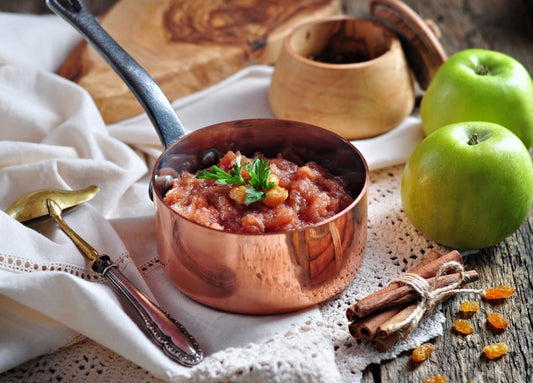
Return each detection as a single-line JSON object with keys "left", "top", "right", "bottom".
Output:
{"left": 0, "top": 12, "right": 437, "bottom": 382}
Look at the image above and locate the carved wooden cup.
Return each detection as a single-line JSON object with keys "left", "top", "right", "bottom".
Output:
{"left": 269, "top": 17, "right": 415, "bottom": 140}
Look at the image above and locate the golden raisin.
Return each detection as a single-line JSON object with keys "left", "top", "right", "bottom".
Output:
{"left": 267, "top": 172, "right": 280, "bottom": 185}
{"left": 454, "top": 319, "right": 474, "bottom": 335}
{"left": 487, "top": 312, "right": 509, "bottom": 332}
{"left": 412, "top": 343, "right": 435, "bottom": 362}
{"left": 483, "top": 342, "right": 508, "bottom": 359}
{"left": 422, "top": 375, "right": 447, "bottom": 383}
{"left": 460, "top": 300, "right": 480, "bottom": 316}
{"left": 263, "top": 185, "right": 289, "bottom": 208}
{"left": 484, "top": 285, "right": 515, "bottom": 300}
{"left": 229, "top": 185, "right": 248, "bottom": 205}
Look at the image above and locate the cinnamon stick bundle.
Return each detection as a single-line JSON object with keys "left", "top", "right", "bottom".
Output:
{"left": 346, "top": 250, "right": 479, "bottom": 351}
{"left": 347, "top": 250, "right": 463, "bottom": 320}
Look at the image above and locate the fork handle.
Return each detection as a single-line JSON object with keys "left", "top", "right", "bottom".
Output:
{"left": 93, "top": 255, "right": 203, "bottom": 366}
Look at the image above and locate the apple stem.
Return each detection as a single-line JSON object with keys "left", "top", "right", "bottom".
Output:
{"left": 468, "top": 133, "right": 479, "bottom": 145}
{"left": 475, "top": 64, "right": 490, "bottom": 75}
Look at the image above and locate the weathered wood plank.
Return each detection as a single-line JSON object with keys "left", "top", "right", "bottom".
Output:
{"left": 357, "top": 1, "right": 533, "bottom": 381}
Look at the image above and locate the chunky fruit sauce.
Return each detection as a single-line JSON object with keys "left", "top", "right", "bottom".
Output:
{"left": 164, "top": 151, "right": 353, "bottom": 233}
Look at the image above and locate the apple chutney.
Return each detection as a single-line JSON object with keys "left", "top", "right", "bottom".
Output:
{"left": 163, "top": 151, "right": 354, "bottom": 233}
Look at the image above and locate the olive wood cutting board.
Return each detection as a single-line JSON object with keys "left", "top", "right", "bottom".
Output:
{"left": 58, "top": 0, "right": 341, "bottom": 124}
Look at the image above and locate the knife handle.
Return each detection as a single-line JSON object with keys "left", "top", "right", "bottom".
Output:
{"left": 93, "top": 255, "right": 203, "bottom": 367}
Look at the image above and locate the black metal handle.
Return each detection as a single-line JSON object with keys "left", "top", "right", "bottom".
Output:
{"left": 46, "top": 0, "right": 186, "bottom": 149}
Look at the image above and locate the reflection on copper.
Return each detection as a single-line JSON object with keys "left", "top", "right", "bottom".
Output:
{"left": 157, "top": 207, "right": 237, "bottom": 300}
{"left": 172, "top": 220, "right": 236, "bottom": 291}
{"left": 152, "top": 119, "right": 369, "bottom": 314}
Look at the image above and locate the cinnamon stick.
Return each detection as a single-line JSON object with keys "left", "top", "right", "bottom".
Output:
{"left": 377, "top": 303, "right": 418, "bottom": 338}
{"left": 421, "top": 249, "right": 442, "bottom": 265}
{"left": 348, "top": 306, "right": 402, "bottom": 340}
{"left": 371, "top": 331, "right": 402, "bottom": 352}
{"left": 347, "top": 250, "right": 463, "bottom": 319}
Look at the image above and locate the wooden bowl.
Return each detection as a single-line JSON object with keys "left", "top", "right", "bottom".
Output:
{"left": 269, "top": 16, "right": 415, "bottom": 140}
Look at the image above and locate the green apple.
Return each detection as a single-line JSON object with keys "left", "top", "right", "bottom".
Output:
{"left": 420, "top": 48, "right": 533, "bottom": 149}
{"left": 401, "top": 121, "right": 533, "bottom": 249}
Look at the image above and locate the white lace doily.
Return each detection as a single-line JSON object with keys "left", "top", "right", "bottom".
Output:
{"left": 1, "top": 164, "right": 448, "bottom": 383}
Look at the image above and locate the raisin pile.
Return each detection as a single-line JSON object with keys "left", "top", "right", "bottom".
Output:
{"left": 412, "top": 284, "right": 515, "bottom": 382}
{"left": 454, "top": 285, "right": 514, "bottom": 338}
{"left": 453, "top": 285, "right": 514, "bottom": 361}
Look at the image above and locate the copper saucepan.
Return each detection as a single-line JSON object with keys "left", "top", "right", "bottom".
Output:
{"left": 47, "top": 0, "right": 369, "bottom": 314}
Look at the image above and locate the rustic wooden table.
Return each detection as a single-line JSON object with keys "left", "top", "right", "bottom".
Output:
{"left": 2, "top": 1, "right": 532, "bottom": 382}
{"left": 345, "top": 1, "right": 533, "bottom": 382}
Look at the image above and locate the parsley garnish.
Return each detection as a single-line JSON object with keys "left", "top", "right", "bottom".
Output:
{"left": 196, "top": 156, "right": 276, "bottom": 205}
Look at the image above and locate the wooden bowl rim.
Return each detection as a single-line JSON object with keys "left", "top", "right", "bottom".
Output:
{"left": 282, "top": 15, "right": 401, "bottom": 69}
